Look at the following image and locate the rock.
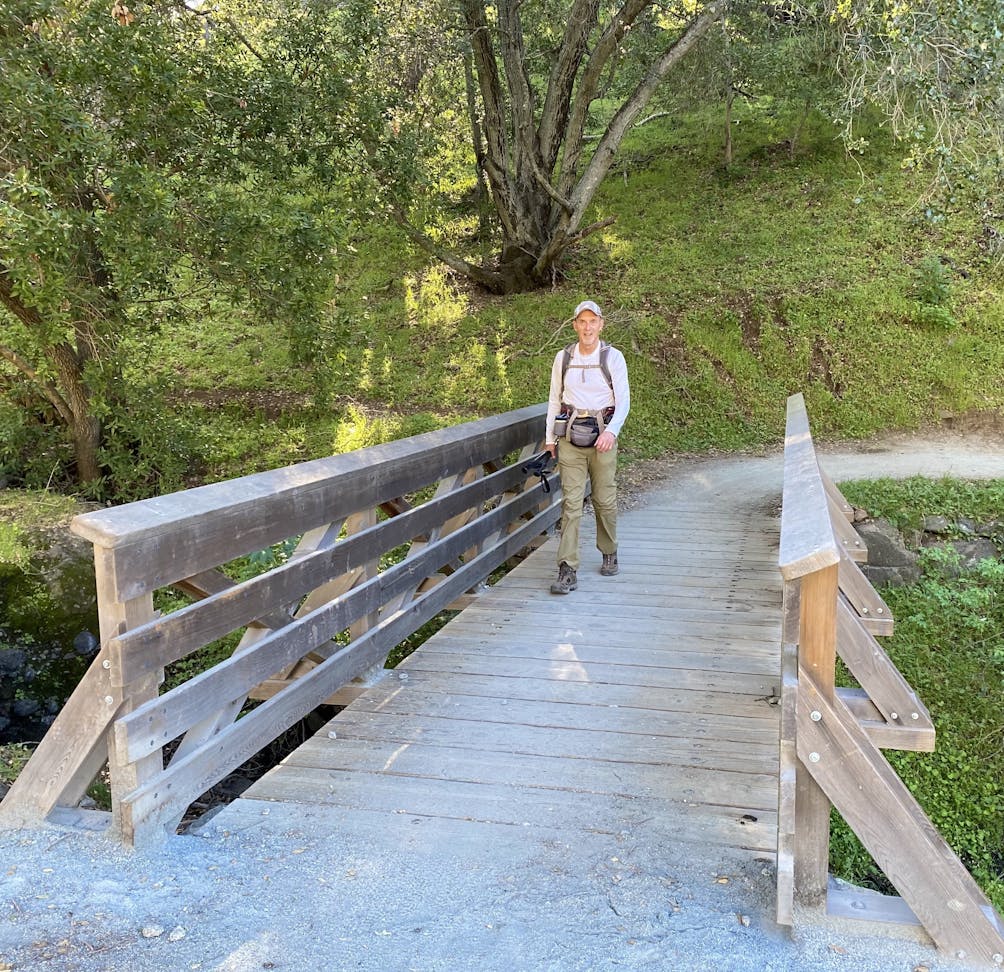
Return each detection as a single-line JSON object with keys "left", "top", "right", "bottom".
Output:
{"left": 0, "top": 649, "right": 26, "bottom": 675}
{"left": 861, "top": 564, "right": 921, "bottom": 587}
{"left": 949, "top": 538, "right": 999, "bottom": 568}
{"left": 72, "top": 631, "right": 99, "bottom": 656}
{"left": 956, "top": 517, "right": 977, "bottom": 535}
{"left": 976, "top": 520, "right": 1003, "bottom": 538}
{"left": 167, "top": 926, "right": 187, "bottom": 942}
{"left": 921, "top": 515, "right": 950, "bottom": 534}
{"left": 11, "top": 699, "right": 39, "bottom": 719}
{"left": 852, "top": 507, "right": 869, "bottom": 523}
{"left": 854, "top": 519, "right": 918, "bottom": 569}
{"left": 141, "top": 924, "right": 165, "bottom": 939}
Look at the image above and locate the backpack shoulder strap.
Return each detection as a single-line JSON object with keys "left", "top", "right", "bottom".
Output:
{"left": 560, "top": 343, "right": 576, "bottom": 398}
{"left": 561, "top": 341, "right": 614, "bottom": 396}
{"left": 599, "top": 342, "right": 613, "bottom": 391}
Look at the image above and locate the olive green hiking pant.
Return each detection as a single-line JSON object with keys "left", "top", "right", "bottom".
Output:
{"left": 556, "top": 440, "right": 618, "bottom": 570}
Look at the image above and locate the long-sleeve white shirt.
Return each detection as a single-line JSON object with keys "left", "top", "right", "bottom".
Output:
{"left": 545, "top": 343, "right": 630, "bottom": 445}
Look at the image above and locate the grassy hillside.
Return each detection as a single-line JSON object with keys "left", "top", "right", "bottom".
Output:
{"left": 138, "top": 104, "right": 1004, "bottom": 488}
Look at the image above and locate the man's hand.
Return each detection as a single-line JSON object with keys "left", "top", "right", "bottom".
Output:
{"left": 545, "top": 443, "right": 557, "bottom": 458}
{"left": 595, "top": 431, "right": 616, "bottom": 453}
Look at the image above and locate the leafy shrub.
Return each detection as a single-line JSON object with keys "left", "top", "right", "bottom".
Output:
{"left": 912, "top": 254, "right": 953, "bottom": 307}
{"left": 829, "top": 479, "right": 1004, "bottom": 913}
{"left": 911, "top": 255, "right": 956, "bottom": 329}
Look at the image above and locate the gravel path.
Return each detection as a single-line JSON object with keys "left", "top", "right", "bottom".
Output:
{"left": 1, "top": 426, "right": 1002, "bottom": 972}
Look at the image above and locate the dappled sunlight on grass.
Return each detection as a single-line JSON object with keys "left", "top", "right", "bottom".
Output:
{"left": 599, "top": 226, "right": 635, "bottom": 264}
{"left": 404, "top": 265, "right": 470, "bottom": 336}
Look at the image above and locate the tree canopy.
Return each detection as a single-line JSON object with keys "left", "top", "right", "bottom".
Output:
{"left": 1, "top": 0, "right": 1001, "bottom": 492}
{"left": 0, "top": 0, "right": 340, "bottom": 491}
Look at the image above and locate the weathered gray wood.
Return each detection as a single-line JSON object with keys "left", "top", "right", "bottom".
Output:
{"left": 243, "top": 765, "right": 777, "bottom": 854}
{"left": 402, "top": 652, "right": 779, "bottom": 698}
{"left": 85, "top": 548, "right": 161, "bottom": 844}
{"left": 792, "top": 531, "right": 839, "bottom": 907}
{"left": 285, "top": 734, "right": 778, "bottom": 809}
{"left": 115, "top": 484, "right": 556, "bottom": 761}
{"left": 348, "top": 689, "right": 780, "bottom": 749}
{"left": 110, "top": 458, "right": 537, "bottom": 683}
{"left": 0, "top": 646, "right": 115, "bottom": 828}
{"left": 411, "top": 641, "right": 780, "bottom": 677}
{"left": 836, "top": 688, "right": 935, "bottom": 752}
{"left": 424, "top": 627, "right": 781, "bottom": 659}
{"left": 474, "top": 594, "right": 782, "bottom": 628}
{"left": 779, "top": 394, "right": 840, "bottom": 581}
{"left": 828, "top": 494, "right": 868, "bottom": 563}
{"left": 325, "top": 708, "right": 777, "bottom": 776}
{"left": 835, "top": 598, "right": 933, "bottom": 735}
{"left": 776, "top": 641, "right": 798, "bottom": 927}
{"left": 72, "top": 405, "right": 547, "bottom": 600}
{"left": 118, "top": 505, "right": 557, "bottom": 838}
{"left": 818, "top": 465, "right": 855, "bottom": 521}
{"left": 797, "top": 671, "right": 1004, "bottom": 962}
{"left": 838, "top": 550, "right": 894, "bottom": 637}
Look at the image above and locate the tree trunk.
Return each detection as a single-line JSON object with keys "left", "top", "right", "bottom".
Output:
{"left": 454, "top": 0, "right": 725, "bottom": 291}
{"left": 49, "top": 341, "right": 103, "bottom": 485}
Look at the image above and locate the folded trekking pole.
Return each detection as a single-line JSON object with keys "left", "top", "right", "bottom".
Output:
{"left": 521, "top": 450, "right": 556, "bottom": 493}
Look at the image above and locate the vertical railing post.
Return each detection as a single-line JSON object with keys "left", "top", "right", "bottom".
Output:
{"left": 92, "top": 546, "right": 162, "bottom": 844}
{"left": 793, "top": 561, "right": 839, "bottom": 905}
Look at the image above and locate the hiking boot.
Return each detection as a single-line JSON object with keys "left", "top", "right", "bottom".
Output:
{"left": 550, "top": 561, "right": 578, "bottom": 594}
{"left": 600, "top": 552, "right": 619, "bottom": 576}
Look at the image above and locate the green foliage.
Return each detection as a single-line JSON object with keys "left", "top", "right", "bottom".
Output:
{"left": 0, "top": 0, "right": 342, "bottom": 495}
{"left": 839, "top": 477, "right": 1004, "bottom": 531}
{"left": 829, "top": 480, "right": 1004, "bottom": 912}
{"left": 910, "top": 254, "right": 957, "bottom": 329}
{"left": 912, "top": 255, "right": 953, "bottom": 307}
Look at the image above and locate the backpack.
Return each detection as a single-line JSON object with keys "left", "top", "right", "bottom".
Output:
{"left": 560, "top": 341, "right": 613, "bottom": 401}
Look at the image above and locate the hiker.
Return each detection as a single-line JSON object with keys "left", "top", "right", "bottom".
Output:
{"left": 544, "top": 299, "right": 630, "bottom": 595}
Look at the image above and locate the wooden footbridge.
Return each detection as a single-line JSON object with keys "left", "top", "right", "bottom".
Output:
{"left": 1, "top": 395, "right": 1002, "bottom": 966}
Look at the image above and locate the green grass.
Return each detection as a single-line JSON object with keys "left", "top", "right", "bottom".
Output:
{"left": 830, "top": 478, "right": 1004, "bottom": 913}
{"left": 117, "top": 103, "right": 1004, "bottom": 489}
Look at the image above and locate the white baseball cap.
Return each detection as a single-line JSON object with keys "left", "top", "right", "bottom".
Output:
{"left": 574, "top": 300, "right": 603, "bottom": 318}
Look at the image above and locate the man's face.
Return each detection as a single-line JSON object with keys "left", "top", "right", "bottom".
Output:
{"left": 573, "top": 310, "right": 604, "bottom": 349}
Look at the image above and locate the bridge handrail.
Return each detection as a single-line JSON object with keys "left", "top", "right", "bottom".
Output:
{"left": 778, "top": 395, "right": 840, "bottom": 581}
{"left": 0, "top": 404, "right": 560, "bottom": 846}
{"left": 71, "top": 405, "right": 548, "bottom": 599}
{"left": 777, "top": 393, "right": 1004, "bottom": 965}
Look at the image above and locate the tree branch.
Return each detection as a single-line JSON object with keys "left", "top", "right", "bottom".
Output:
{"left": 538, "top": 0, "right": 602, "bottom": 173}
{"left": 390, "top": 208, "right": 506, "bottom": 293}
{"left": 0, "top": 260, "right": 45, "bottom": 330}
{"left": 537, "top": 1, "right": 724, "bottom": 275}
{"left": 463, "top": 1, "right": 520, "bottom": 239}
{"left": 0, "top": 343, "right": 74, "bottom": 425}
{"left": 558, "top": 0, "right": 652, "bottom": 199}
{"left": 170, "top": 0, "right": 268, "bottom": 64}
{"left": 572, "top": 1, "right": 725, "bottom": 219}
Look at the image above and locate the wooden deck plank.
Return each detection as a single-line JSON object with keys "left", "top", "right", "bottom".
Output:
{"left": 229, "top": 471, "right": 785, "bottom": 868}
{"left": 406, "top": 643, "right": 780, "bottom": 678}
{"left": 243, "top": 767, "right": 777, "bottom": 855}
{"left": 399, "top": 652, "right": 779, "bottom": 695}
{"left": 286, "top": 708, "right": 779, "bottom": 775}
{"left": 421, "top": 630, "right": 782, "bottom": 660}
{"left": 283, "top": 734, "right": 778, "bottom": 808}
{"left": 346, "top": 689, "right": 779, "bottom": 748}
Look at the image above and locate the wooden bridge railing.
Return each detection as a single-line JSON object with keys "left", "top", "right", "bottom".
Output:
{"left": 0, "top": 405, "right": 559, "bottom": 847}
{"left": 778, "top": 392, "right": 1004, "bottom": 966}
